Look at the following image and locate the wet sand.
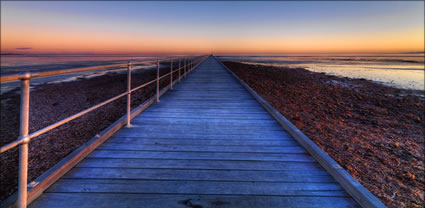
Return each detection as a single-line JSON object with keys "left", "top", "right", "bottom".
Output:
{"left": 0, "top": 64, "right": 179, "bottom": 201}
{"left": 223, "top": 61, "right": 424, "bottom": 208}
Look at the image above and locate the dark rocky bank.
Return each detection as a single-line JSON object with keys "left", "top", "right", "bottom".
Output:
{"left": 0, "top": 64, "right": 181, "bottom": 201}
{"left": 223, "top": 61, "right": 424, "bottom": 208}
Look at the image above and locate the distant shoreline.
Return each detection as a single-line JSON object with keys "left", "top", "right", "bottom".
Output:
{"left": 218, "top": 55, "right": 425, "bottom": 92}
{"left": 405, "top": 51, "right": 425, "bottom": 54}
{"left": 0, "top": 53, "right": 24, "bottom": 56}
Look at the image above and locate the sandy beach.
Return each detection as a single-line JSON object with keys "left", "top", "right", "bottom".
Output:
{"left": 223, "top": 61, "right": 424, "bottom": 207}
{"left": 0, "top": 64, "right": 180, "bottom": 201}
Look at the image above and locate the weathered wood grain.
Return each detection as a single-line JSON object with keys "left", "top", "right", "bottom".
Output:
{"left": 63, "top": 167, "right": 332, "bottom": 182}
{"left": 76, "top": 158, "right": 323, "bottom": 171}
{"left": 106, "top": 137, "right": 299, "bottom": 146}
{"left": 31, "top": 193, "right": 359, "bottom": 208}
{"left": 47, "top": 179, "right": 346, "bottom": 196}
{"left": 88, "top": 150, "right": 314, "bottom": 162}
{"left": 97, "top": 143, "right": 306, "bottom": 153}
{"left": 29, "top": 56, "right": 361, "bottom": 208}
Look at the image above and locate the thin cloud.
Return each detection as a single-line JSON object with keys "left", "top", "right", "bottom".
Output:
{"left": 16, "top": 47, "right": 32, "bottom": 50}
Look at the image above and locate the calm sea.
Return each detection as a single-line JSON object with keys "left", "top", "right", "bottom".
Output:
{"left": 0, "top": 55, "right": 163, "bottom": 93}
{"left": 1, "top": 54, "right": 424, "bottom": 92}
{"left": 220, "top": 54, "right": 425, "bottom": 91}
{"left": 0, "top": 55, "right": 159, "bottom": 75}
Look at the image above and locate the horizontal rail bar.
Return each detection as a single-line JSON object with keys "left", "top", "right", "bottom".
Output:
{"left": 0, "top": 72, "right": 183, "bottom": 208}
{"left": 0, "top": 63, "right": 127, "bottom": 82}
{"left": 174, "top": 66, "right": 184, "bottom": 71}
{"left": 129, "top": 65, "right": 155, "bottom": 71}
{"left": 0, "top": 56, "right": 204, "bottom": 153}
{"left": 28, "top": 91, "right": 129, "bottom": 140}
{"left": 130, "top": 79, "right": 157, "bottom": 93}
{"left": 131, "top": 57, "right": 198, "bottom": 93}
{"left": 159, "top": 72, "right": 171, "bottom": 80}
{"left": 0, "top": 54, "right": 207, "bottom": 208}
{"left": 172, "top": 68, "right": 181, "bottom": 74}
{"left": 0, "top": 56, "right": 198, "bottom": 83}
{"left": 127, "top": 60, "right": 157, "bottom": 66}
{"left": 0, "top": 139, "right": 23, "bottom": 153}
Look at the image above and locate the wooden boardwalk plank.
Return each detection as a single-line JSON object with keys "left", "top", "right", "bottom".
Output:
{"left": 47, "top": 179, "right": 347, "bottom": 196}
{"left": 97, "top": 143, "right": 307, "bottom": 153}
{"left": 76, "top": 158, "right": 323, "bottom": 170}
{"left": 88, "top": 150, "right": 315, "bottom": 162}
{"left": 63, "top": 168, "right": 332, "bottom": 182}
{"left": 131, "top": 117, "right": 280, "bottom": 126}
{"left": 145, "top": 107, "right": 268, "bottom": 113}
{"left": 29, "top": 56, "right": 358, "bottom": 207}
{"left": 117, "top": 126, "right": 287, "bottom": 135}
{"left": 153, "top": 100, "right": 262, "bottom": 106}
{"left": 31, "top": 194, "right": 359, "bottom": 208}
{"left": 138, "top": 112, "right": 274, "bottom": 119}
{"left": 113, "top": 132, "right": 292, "bottom": 140}
{"left": 106, "top": 137, "right": 300, "bottom": 146}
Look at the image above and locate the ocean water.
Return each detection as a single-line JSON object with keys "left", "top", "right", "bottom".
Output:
{"left": 1, "top": 54, "right": 424, "bottom": 93}
{"left": 219, "top": 54, "right": 425, "bottom": 91}
{"left": 0, "top": 55, "right": 165, "bottom": 93}
{"left": 0, "top": 55, "right": 160, "bottom": 75}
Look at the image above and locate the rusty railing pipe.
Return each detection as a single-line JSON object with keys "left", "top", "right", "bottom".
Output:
{"left": 170, "top": 58, "right": 173, "bottom": 89}
{"left": 17, "top": 72, "right": 31, "bottom": 208}
{"left": 126, "top": 62, "right": 132, "bottom": 126}
{"left": 156, "top": 60, "right": 160, "bottom": 102}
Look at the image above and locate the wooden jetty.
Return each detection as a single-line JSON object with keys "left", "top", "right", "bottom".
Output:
{"left": 3, "top": 56, "right": 385, "bottom": 207}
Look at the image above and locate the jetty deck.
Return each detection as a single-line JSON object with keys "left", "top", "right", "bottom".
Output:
{"left": 29, "top": 57, "right": 360, "bottom": 207}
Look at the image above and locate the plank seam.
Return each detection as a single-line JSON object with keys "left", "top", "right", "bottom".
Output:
{"left": 215, "top": 56, "right": 386, "bottom": 208}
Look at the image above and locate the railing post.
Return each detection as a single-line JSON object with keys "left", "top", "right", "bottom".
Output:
{"left": 126, "top": 62, "right": 132, "bottom": 126}
{"left": 178, "top": 58, "right": 181, "bottom": 82}
{"left": 170, "top": 58, "right": 173, "bottom": 90}
{"left": 187, "top": 57, "right": 192, "bottom": 74}
{"left": 18, "top": 72, "right": 31, "bottom": 208}
{"left": 184, "top": 57, "right": 187, "bottom": 78}
{"left": 156, "top": 60, "right": 160, "bottom": 102}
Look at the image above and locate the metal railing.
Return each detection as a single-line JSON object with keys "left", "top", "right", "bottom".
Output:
{"left": 0, "top": 55, "right": 208, "bottom": 208}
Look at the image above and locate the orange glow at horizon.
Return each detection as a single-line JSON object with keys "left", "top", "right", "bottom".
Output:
{"left": 1, "top": 2, "right": 424, "bottom": 55}
{"left": 2, "top": 28, "right": 423, "bottom": 54}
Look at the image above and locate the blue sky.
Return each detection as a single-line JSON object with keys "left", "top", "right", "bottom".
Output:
{"left": 1, "top": 1, "right": 424, "bottom": 54}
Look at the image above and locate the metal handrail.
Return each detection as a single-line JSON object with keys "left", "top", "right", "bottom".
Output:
{"left": 0, "top": 57, "right": 184, "bottom": 83}
{"left": 0, "top": 54, "right": 208, "bottom": 208}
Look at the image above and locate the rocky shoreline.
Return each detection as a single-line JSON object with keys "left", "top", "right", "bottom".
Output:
{"left": 223, "top": 61, "right": 424, "bottom": 208}
{"left": 0, "top": 64, "right": 179, "bottom": 201}
{"left": 1, "top": 61, "right": 423, "bottom": 207}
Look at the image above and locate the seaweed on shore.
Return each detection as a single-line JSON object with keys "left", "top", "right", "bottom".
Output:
{"left": 223, "top": 61, "right": 424, "bottom": 208}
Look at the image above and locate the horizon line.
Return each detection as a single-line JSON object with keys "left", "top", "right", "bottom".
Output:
{"left": 2, "top": 51, "right": 424, "bottom": 56}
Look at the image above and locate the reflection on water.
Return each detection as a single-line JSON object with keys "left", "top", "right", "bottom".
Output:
{"left": 220, "top": 54, "right": 425, "bottom": 91}
{"left": 0, "top": 55, "right": 158, "bottom": 74}
{"left": 1, "top": 54, "right": 424, "bottom": 92}
{"left": 0, "top": 55, "right": 164, "bottom": 93}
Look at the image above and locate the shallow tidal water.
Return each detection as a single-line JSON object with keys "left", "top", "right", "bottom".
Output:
{"left": 1, "top": 54, "right": 424, "bottom": 92}
{"left": 0, "top": 55, "right": 164, "bottom": 93}
{"left": 220, "top": 54, "right": 425, "bottom": 91}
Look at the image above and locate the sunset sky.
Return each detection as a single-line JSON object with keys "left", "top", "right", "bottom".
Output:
{"left": 1, "top": 1, "right": 424, "bottom": 55}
